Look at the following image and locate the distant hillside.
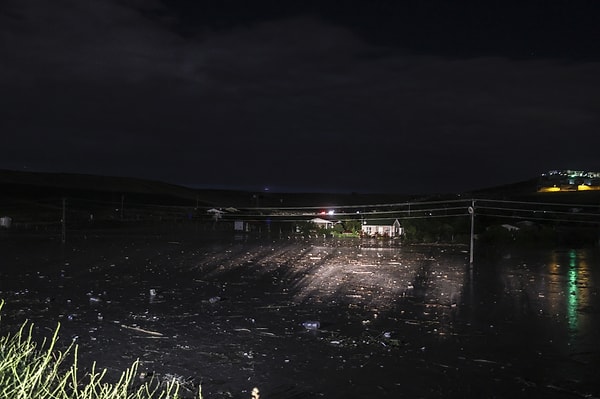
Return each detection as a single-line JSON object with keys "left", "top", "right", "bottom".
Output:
{"left": 4, "top": 168, "right": 600, "bottom": 230}
{"left": 0, "top": 169, "right": 424, "bottom": 209}
{"left": 0, "top": 169, "right": 200, "bottom": 204}
{"left": 467, "top": 177, "right": 540, "bottom": 198}
{"left": 3, "top": 168, "right": 599, "bottom": 215}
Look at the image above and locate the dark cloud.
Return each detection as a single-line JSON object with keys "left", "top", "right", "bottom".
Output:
{"left": 1, "top": 0, "right": 599, "bottom": 193}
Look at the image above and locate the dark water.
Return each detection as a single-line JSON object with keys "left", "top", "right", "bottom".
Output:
{"left": 1, "top": 231, "right": 599, "bottom": 398}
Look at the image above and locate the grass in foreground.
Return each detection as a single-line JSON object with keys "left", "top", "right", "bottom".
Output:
{"left": 0, "top": 301, "right": 202, "bottom": 399}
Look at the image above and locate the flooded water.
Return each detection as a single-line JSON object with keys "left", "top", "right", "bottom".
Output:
{"left": 1, "top": 230, "right": 599, "bottom": 398}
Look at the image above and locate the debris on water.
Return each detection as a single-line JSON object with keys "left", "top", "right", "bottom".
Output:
{"left": 472, "top": 358, "right": 499, "bottom": 364}
{"left": 139, "top": 371, "right": 153, "bottom": 381}
{"left": 301, "top": 321, "right": 320, "bottom": 330}
{"left": 120, "top": 324, "right": 164, "bottom": 336}
{"left": 89, "top": 296, "right": 102, "bottom": 304}
{"left": 4, "top": 236, "right": 596, "bottom": 399}
{"left": 160, "top": 373, "right": 195, "bottom": 391}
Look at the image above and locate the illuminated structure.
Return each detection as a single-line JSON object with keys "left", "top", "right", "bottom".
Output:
{"left": 538, "top": 170, "right": 600, "bottom": 192}
{"left": 361, "top": 219, "right": 403, "bottom": 237}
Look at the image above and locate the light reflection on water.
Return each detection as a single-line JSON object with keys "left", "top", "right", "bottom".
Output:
{"left": 475, "top": 247, "right": 599, "bottom": 365}
{"left": 568, "top": 249, "right": 579, "bottom": 338}
{"left": 288, "top": 243, "right": 599, "bottom": 356}
{"left": 547, "top": 248, "right": 595, "bottom": 349}
{"left": 292, "top": 245, "right": 466, "bottom": 311}
{"left": 1, "top": 236, "right": 599, "bottom": 398}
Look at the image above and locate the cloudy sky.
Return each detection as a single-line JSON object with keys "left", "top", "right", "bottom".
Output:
{"left": 1, "top": 0, "right": 599, "bottom": 194}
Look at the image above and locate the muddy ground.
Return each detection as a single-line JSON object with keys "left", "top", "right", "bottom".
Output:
{"left": 1, "top": 229, "right": 599, "bottom": 398}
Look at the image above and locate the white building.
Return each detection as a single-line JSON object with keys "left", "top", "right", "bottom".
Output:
{"left": 310, "top": 217, "right": 337, "bottom": 229}
{"left": 361, "top": 219, "right": 403, "bottom": 237}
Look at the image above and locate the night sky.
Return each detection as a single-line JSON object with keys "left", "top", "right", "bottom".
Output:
{"left": 2, "top": 0, "right": 599, "bottom": 194}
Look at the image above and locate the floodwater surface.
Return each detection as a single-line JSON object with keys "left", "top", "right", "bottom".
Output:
{"left": 1, "top": 231, "right": 599, "bottom": 398}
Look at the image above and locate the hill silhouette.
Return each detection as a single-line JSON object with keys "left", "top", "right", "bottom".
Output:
{"left": 2, "top": 169, "right": 600, "bottom": 229}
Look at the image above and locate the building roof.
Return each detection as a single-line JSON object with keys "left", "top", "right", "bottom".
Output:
{"left": 362, "top": 218, "right": 400, "bottom": 226}
{"left": 311, "top": 217, "right": 337, "bottom": 224}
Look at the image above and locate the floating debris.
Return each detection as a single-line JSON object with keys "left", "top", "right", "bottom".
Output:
{"left": 120, "top": 324, "right": 164, "bottom": 337}
{"left": 89, "top": 296, "right": 102, "bottom": 304}
{"left": 301, "top": 321, "right": 320, "bottom": 330}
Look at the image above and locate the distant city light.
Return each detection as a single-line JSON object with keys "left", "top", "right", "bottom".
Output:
{"left": 539, "top": 169, "right": 600, "bottom": 192}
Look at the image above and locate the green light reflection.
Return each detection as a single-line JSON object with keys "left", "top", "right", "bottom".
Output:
{"left": 567, "top": 249, "right": 578, "bottom": 334}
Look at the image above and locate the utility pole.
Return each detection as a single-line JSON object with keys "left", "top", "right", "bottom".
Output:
{"left": 61, "top": 198, "right": 66, "bottom": 243}
{"left": 120, "top": 194, "right": 124, "bottom": 221}
{"left": 469, "top": 199, "right": 475, "bottom": 265}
